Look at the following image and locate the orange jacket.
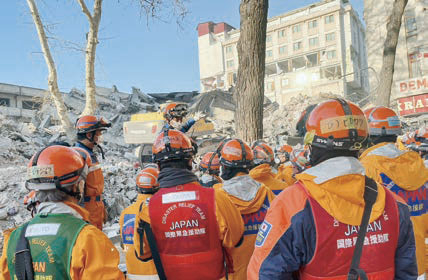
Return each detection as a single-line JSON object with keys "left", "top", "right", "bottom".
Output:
{"left": 250, "top": 164, "right": 289, "bottom": 195}
{"left": 218, "top": 174, "right": 275, "bottom": 280}
{"left": 275, "top": 162, "right": 297, "bottom": 186}
{"left": 0, "top": 201, "right": 124, "bottom": 280}
{"left": 119, "top": 193, "right": 158, "bottom": 278}
{"left": 133, "top": 181, "right": 244, "bottom": 265}
{"left": 360, "top": 142, "right": 428, "bottom": 277}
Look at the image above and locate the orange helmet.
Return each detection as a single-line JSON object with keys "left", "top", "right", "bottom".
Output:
{"left": 304, "top": 99, "right": 368, "bottom": 150}
{"left": 279, "top": 144, "right": 293, "bottom": 154}
{"left": 290, "top": 147, "right": 310, "bottom": 173}
{"left": 364, "top": 106, "right": 401, "bottom": 136}
{"left": 220, "top": 139, "right": 254, "bottom": 168}
{"left": 136, "top": 167, "right": 160, "bottom": 194}
{"left": 152, "top": 129, "right": 195, "bottom": 163}
{"left": 163, "top": 103, "right": 188, "bottom": 121}
{"left": 251, "top": 141, "right": 274, "bottom": 164}
{"left": 415, "top": 127, "right": 428, "bottom": 144}
{"left": 199, "top": 152, "right": 220, "bottom": 175}
{"left": 26, "top": 146, "right": 88, "bottom": 194}
{"left": 75, "top": 115, "right": 111, "bottom": 134}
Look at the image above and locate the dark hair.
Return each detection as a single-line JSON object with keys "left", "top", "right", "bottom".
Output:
{"left": 158, "top": 159, "right": 191, "bottom": 171}
{"left": 220, "top": 166, "right": 249, "bottom": 180}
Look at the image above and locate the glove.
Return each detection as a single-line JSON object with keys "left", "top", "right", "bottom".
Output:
{"left": 193, "top": 112, "right": 206, "bottom": 122}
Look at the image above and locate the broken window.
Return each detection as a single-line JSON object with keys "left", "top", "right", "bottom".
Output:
{"left": 306, "top": 53, "right": 319, "bottom": 68}
{"left": 0, "top": 98, "right": 10, "bottom": 107}
{"left": 22, "top": 100, "right": 41, "bottom": 110}
{"left": 265, "top": 63, "right": 277, "bottom": 76}
{"left": 292, "top": 56, "right": 306, "bottom": 71}
{"left": 278, "top": 60, "right": 290, "bottom": 73}
{"left": 321, "top": 65, "right": 342, "bottom": 80}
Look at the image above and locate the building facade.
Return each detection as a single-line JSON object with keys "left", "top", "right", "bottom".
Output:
{"left": 197, "top": 0, "right": 369, "bottom": 106}
{"left": 365, "top": 0, "right": 428, "bottom": 117}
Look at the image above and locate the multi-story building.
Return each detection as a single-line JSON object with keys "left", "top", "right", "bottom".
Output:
{"left": 365, "top": 0, "right": 428, "bottom": 117}
{"left": 197, "top": 0, "right": 369, "bottom": 106}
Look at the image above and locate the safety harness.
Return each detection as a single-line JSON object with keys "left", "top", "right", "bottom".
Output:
{"left": 347, "top": 176, "right": 378, "bottom": 280}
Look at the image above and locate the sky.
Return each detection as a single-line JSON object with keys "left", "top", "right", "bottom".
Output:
{"left": 0, "top": 0, "right": 364, "bottom": 94}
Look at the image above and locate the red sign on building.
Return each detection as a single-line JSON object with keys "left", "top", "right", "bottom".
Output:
{"left": 397, "top": 93, "right": 428, "bottom": 116}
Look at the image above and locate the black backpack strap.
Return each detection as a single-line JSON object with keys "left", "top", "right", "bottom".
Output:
{"left": 15, "top": 223, "right": 34, "bottom": 280}
{"left": 139, "top": 219, "right": 167, "bottom": 280}
{"left": 347, "top": 176, "right": 378, "bottom": 280}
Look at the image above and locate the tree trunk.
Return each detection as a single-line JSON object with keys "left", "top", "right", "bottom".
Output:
{"left": 235, "top": 0, "right": 268, "bottom": 143}
{"left": 375, "top": 0, "right": 408, "bottom": 107}
{"left": 77, "top": 0, "right": 103, "bottom": 116}
{"left": 26, "top": 0, "right": 74, "bottom": 139}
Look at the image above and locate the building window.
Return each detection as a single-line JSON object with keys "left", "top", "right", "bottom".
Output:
{"left": 266, "top": 49, "right": 273, "bottom": 58}
{"left": 279, "top": 45, "right": 287, "bottom": 55}
{"left": 293, "top": 41, "right": 302, "bottom": 51}
{"left": 308, "top": 20, "right": 318, "bottom": 29}
{"left": 226, "top": 60, "right": 234, "bottom": 68}
{"left": 266, "top": 35, "right": 272, "bottom": 43}
{"left": 226, "top": 45, "right": 233, "bottom": 53}
{"left": 0, "top": 98, "right": 10, "bottom": 107}
{"left": 405, "top": 17, "right": 417, "bottom": 35}
{"left": 309, "top": 37, "right": 319, "bottom": 47}
{"left": 281, "top": 78, "right": 289, "bottom": 88}
{"left": 22, "top": 100, "right": 41, "bottom": 110}
{"left": 321, "top": 65, "right": 342, "bottom": 79}
{"left": 267, "top": 81, "right": 275, "bottom": 91}
{"left": 325, "top": 15, "right": 334, "bottom": 24}
{"left": 292, "top": 24, "right": 301, "bottom": 33}
{"left": 326, "top": 50, "right": 337, "bottom": 59}
{"left": 278, "top": 29, "right": 286, "bottom": 38}
{"left": 325, "top": 32, "right": 335, "bottom": 42}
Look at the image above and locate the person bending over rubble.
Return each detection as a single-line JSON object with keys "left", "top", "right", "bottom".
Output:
{"left": 0, "top": 145, "right": 124, "bottom": 280}
{"left": 75, "top": 115, "right": 111, "bottom": 230}
{"left": 162, "top": 103, "right": 204, "bottom": 133}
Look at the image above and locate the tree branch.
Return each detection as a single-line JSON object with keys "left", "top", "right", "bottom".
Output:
{"left": 76, "top": 0, "right": 93, "bottom": 23}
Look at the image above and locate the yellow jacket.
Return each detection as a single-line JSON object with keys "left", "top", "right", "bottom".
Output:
{"left": 275, "top": 162, "right": 297, "bottom": 187}
{"left": 133, "top": 181, "right": 244, "bottom": 266}
{"left": 217, "top": 174, "right": 275, "bottom": 280}
{"left": 0, "top": 200, "right": 124, "bottom": 280}
{"left": 119, "top": 193, "right": 158, "bottom": 279}
{"left": 360, "top": 142, "right": 428, "bottom": 276}
{"left": 249, "top": 164, "right": 289, "bottom": 195}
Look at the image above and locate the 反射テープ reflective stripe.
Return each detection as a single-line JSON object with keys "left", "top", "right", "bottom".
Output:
{"left": 127, "top": 273, "right": 160, "bottom": 280}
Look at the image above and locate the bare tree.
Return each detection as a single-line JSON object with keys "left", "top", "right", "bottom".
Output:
{"left": 375, "top": 0, "right": 408, "bottom": 106}
{"left": 26, "top": 0, "right": 74, "bottom": 138}
{"left": 235, "top": 0, "right": 268, "bottom": 142}
{"left": 77, "top": 0, "right": 103, "bottom": 116}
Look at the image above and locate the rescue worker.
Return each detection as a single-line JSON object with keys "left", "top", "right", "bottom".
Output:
{"left": 0, "top": 145, "right": 124, "bottom": 280}
{"left": 248, "top": 99, "right": 417, "bottom": 279}
{"left": 359, "top": 106, "right": 428, "bottom": 278}
{"left": 199, "top": 152, "right": 222, "bottom": 187}
{"left": 217, "top": 139, "right": 275, "bottom": 279}
{"left": 75, "top": 115, "right": 111, "bottom": 230}
{"left": 275, "top": 144, "right": 293, "bottom": 165}
{"left": 162, "top": 103, "right": 202, "bottom": 133}
{"left": 250, "top": 141, "right": 287, "bottom": 195}
{"left": 119, "top": 166, "right": 160, "bottom": 279}
{"left": 133, "top": 129, "right": 244, "bottom": 280}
